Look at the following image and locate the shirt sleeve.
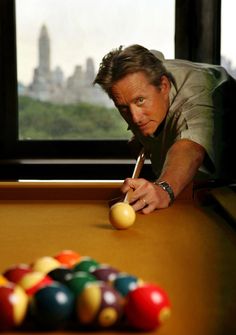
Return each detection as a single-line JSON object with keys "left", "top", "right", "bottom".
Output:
{"left": 175, "top": 103, "right": 216, "bottom": 174}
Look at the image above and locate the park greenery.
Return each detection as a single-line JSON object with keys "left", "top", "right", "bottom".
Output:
{"left": 18, "top": 96, "right": 130, "bottom": 140}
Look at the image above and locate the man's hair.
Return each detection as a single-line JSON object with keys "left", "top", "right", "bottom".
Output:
{"left": 94, "top": 44, "right": 173, "bottom": 97}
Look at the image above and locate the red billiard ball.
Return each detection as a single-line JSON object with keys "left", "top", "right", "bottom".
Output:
{"left": 124, "top": 283, "right": 171, "bottom": 331}
{"left": 76, "top": 281, "right": 124, "bottom": 329}
{"left": 29, "top": 282, "right": 74, "bottom": 329}
{"left": 18, "top": 271, "right": 53, "bottom": 296}
{"left": 3, "top": 263, "right": 32, "bottom": 284}
{"left": 0, "top": 283, "right": 28, "bottom": 331}
{"left": 54, "top": 249, "right": 81, "bottom": 268}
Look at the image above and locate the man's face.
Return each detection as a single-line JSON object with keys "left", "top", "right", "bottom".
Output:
{"left": 111, "top": 71, "right": 170, "bottom": 136}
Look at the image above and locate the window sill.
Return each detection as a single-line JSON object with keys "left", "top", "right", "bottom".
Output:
{"left": 0, "top": 158, "right": 153, "bottom": 180}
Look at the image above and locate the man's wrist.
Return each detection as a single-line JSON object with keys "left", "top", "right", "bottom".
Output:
{"left": 153, "top": 180, "right": 175, "bottom": 205}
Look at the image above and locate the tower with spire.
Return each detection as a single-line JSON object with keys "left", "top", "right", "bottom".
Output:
{"left": 38, "top": 24, "right": 50, "bottom": 79}
{"left": 27, "top": 24, "right": 111, "bottom": 106}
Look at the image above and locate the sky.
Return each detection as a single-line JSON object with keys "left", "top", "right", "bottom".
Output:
{"left": 16, "top": 0, "right": 175, "bottom": 85}
{"left": 16, "top": 0, "right": 236, "bottom": 85}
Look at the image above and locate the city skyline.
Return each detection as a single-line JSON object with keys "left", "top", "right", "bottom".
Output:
{"left": 19, "top": 24, "right": 111, "bottom": 106}
{"left": 16, "top": 0, "right": 236, "bottom": 85}
{"left": 16, "top": 0, "right": 175, "bottom": 85}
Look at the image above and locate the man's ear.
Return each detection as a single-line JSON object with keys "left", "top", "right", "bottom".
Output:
{"left": 160, "top": 75, "right": 171, "bottom": 95}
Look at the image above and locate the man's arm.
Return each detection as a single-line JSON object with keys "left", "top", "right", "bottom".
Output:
{"left": 121, "top": 139, "right": 205, "bottom": 213}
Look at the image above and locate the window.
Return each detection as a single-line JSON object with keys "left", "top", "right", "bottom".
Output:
{"left": 0, "top": 0, "right": 222, "bottom": 179}
{"left": 221, "top": 0, "right": 236, "bottom": 78}
{"left": 16, "top": 0, "right": 175, "bottom": 141}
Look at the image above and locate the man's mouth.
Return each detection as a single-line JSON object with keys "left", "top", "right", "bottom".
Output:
{"left": 138, "top": 121, "right": 149, "bottom": 130}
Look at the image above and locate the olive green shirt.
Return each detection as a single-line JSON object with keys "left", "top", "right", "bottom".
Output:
{"left": 130, "top": 55, "right": 235, "bottom": 179}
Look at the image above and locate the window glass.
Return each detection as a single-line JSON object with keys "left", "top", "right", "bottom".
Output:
{"left": 16, "top": 0, "right": 175, "bottom": 140}
{"left": 221, "top": 0, "right": 236, "bottom": 78}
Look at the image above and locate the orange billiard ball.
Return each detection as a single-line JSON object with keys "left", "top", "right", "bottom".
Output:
{"left": 109, "top": 202, "right": 136, "bottom": 230}
{"left": 0, "top": 274, "right": 9, "bottom": 286}
{"left": 54, "top": 249, "right": 81, "bottom": 268}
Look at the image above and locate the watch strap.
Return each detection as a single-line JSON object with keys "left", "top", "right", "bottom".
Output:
{"left": 154, "top": 180, "right": 175, "bottom": 205}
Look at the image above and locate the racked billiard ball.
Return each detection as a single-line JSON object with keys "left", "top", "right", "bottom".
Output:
{"left": 73, "top": 256, "right": 99, "bottom": 273}
{"left": 91, "top": 264, "right": 119, "bottom": 283}
{"left": 64, "top": 271, "right": 97, "bottom": 296}
{"left": 124, "top": 283, "right": 171, "bottom": 331}
{"left": 30, "top": 282, "right": 74, "bottom": 329}
{"left": 76, "top": 281, "right": 123, "bottom": 328}
{"left": 18, "top": 271, "right": 53, "bottom": 296}
{"left": 109, "top": 202, "right": 136, "bottom": 229}
{"left": 0, "top": 283, "right": 28, "bottom": 331}
{"left": 3, "top": 263, "right": 32, "bottom": 284}
{"left": 48, "top": 267, "right": 73, "bottom": 284}
{"left": 112, "top": 273, "right": 141, "bottom": 296}
{"left": 54, "top": 249, "right": 81, "bottom": 268}
{"left": 0, "top": 274, "right": 9, "bottom": 286}
{"left": 32, "top": 256, "right": 61, "bottom": 274}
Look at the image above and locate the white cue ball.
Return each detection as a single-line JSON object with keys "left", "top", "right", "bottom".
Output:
{"left": 109, "top": 202, "right": 136, "bottom": 230}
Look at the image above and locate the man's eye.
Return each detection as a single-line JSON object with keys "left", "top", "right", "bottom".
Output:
{"left": 137, "top": 97, "right": 144, "bottom": 105}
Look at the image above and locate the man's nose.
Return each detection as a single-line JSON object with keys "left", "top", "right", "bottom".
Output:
{"left": 130, "top": 105, "right": 142, "bottom": 124}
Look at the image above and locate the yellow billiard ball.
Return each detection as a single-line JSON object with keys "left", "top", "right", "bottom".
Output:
{"left": 109, "top": 202, "right": 136, "bottom": 230}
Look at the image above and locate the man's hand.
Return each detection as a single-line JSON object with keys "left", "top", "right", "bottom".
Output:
{"left": 121, "top": 178, "right": 171, "bottom": 214}
{"left": 121, "top": 140, "right": 205, "bottom": 214}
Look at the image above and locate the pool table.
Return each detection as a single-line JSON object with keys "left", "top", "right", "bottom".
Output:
{"left": 0, "top": 181, "right": 236, "bottom": 335}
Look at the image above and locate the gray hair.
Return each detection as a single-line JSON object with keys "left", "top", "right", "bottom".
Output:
{"left": 94, "top": 44, "right": 174, "bottom": 97}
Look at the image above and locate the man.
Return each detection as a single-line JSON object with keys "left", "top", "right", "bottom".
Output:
{"left": 94, "top": 44, "right": 235, "bottom": 213}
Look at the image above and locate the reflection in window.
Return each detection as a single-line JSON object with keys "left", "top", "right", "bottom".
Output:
{"left": 221, "top": 0, "right": 236, "bottom": 78}
{"left": 16, "top": 0, "right": 175, "bottom": 140}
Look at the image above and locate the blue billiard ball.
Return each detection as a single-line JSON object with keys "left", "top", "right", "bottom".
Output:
{"left": 30, "top": 282, "right": 74, "bottom": 329}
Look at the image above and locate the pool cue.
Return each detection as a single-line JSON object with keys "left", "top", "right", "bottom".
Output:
{"left": 108, "top": 148, "right": 146, "bottom": 207}
{"left": 123, "top": 147, "right": 146, "bottom": 203}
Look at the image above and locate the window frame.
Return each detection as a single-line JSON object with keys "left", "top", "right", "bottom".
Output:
{"left": 0, "top": 0, "right": 131, "bottom": 161}
{"left": 0, "top": 0, "right": 221, "bottom": 179}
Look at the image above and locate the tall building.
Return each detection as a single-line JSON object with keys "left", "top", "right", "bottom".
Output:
{"left": 29, "top": 25, "right": 52, "bottom": 101}
{"left": 38, "top": 25, "right": 50, "bottom": 79}
{"left": 26, "top": 24, "right": 111, "bottom": 106}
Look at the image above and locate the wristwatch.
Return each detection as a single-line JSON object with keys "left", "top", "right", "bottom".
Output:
{"left": 154, "top": 180, "right": 175, "bottom": 205}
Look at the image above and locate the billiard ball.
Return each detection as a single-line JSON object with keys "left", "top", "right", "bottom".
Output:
{"left": 18, "top": 271, "right": 53, "bottom": 296}
{"left": 30, "top": 282, "right": 74, "bottom": 329}
{"left": 0, "top": 283, "right": 28, "bottom": 331}
{"left": 113, "top": 273, "right": 141, "bottom": 296}
{"left": 54, "top": 249, "right": 81, "bottom": 268}
{"left": 0, "top": 274, "right": 9, "bottom": 286}
{"left": 65, "top": 271, "right": 97, "bottom": 296}
{"left": 109, "top": 202, "right": 136, "bottom": 229}
{"left": 76, "top": 281, "right": 123, "bottom": 329}
{"left": 32, "top": 256, "right": 61, "bottom": 274}
{"left": 3, "top": 263, "right": 32, "bottom": 284}
{"left": 124, "top": 283, "right": 171, "bottom": 331}
{"left": 48, "top": 267, "right": 73, "bottom": 284}
{"left": 91, "top": 264, "right": 120, "bottom": 283}
{"left": 73, "top": 256, "right": 99, "bottom": 273}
